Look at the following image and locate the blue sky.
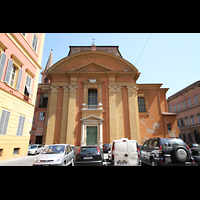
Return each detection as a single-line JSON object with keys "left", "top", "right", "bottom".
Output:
{"left": 40, "top": 33, "right": 200, "bottom": 98}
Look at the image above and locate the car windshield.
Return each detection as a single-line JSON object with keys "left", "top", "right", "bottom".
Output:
{"left": 29, "top": 145, "right": 37, "bottom": 149}
{"left": 79, "top": 147, "right": 98, "bottom": 154}
{"left": 41, "top": 145, "right": 65, "bottom": 154}
{"left": 161, "top": 138, "right": 186, "bottom": 149}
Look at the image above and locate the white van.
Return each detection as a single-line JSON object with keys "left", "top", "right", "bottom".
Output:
{"left": 110, "top": 138, "right": 140, "bottom": 166}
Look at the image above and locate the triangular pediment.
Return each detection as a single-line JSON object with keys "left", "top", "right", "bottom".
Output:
{"left": 80, "top": 114, "right": 104, "bottom": 121}
{"left": 74, "top": 61, "right": 113, "bottom": 72}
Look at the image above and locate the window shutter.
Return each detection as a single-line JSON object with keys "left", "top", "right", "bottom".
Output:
{"left": 4, "top": 59, "right": 13, "bottom": 84}
{"left": 16, "top": 115, "right": 25, "bottom": 136}
{"left": 0, "top": 110, "right": 10, "bottom": 135}
{"left": 16, "top": 68, "right": 23, "bottom": 91}
{"left": 0, "top": 110, "right": 6, "bottom": 135}
{"left": 0, "top": 52, "right": 7, "bottom": 79}
{"left": 2, "top": 111, "right": 10, "bottom": 135}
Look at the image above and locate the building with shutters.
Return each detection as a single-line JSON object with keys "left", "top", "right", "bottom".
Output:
{"left": 167, "top": 80, "right": 200, "bottom": 145}
{"left": 32, "top": 43, "right": 178, "bottom": 147}
{"left": 0, "top": 33, "right": 45, "bottom": 161}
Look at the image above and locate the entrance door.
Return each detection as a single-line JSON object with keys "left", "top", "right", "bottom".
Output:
{"left": 35, "top": 136, "right": 43, "bottom": 144}
{"left": 86, "top": 126, "right": 97, "bottom": 145}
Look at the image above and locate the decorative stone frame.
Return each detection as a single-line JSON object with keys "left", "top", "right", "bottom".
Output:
{"left": 82, "top": 79, "right": 103, "bottom": 110}
{"left": 137, "top": 91, "right": 150, "bottom": 115}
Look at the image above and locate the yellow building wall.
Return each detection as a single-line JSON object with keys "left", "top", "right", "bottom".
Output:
{"left": 0, "top": 89, "right": 35, "bottom": 161}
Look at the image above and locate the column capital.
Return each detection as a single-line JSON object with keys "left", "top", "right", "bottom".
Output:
{"left": 127, "top": 85, "right": 138, "bottom": 93}
{"left": 50, "top": 86, "right": 59, "bottom": 93}
{"left": 115, "top": 85, "right": 123, "bottom": 93}
{"left": 69, "top": 85, "right": 78, "bottom": 92}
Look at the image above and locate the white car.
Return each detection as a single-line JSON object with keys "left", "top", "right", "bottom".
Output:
{"left": 28, "top": 144, "right": 43, "bottom": 155}
{"left": 110, "top": 138, "right": 140, "bottom": 166}
{"left": 33, "top": 144, "right": 74, "bottom": 166}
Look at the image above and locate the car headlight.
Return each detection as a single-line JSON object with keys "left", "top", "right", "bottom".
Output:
{"left": 55, "top": 156, "right": 63, "bottom": 162}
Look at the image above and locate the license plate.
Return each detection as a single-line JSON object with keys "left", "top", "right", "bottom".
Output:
{"left": 117, "top": 160, "right": 127, "bottom": 165}
{"left": 165, "top": 157, "right": 171, "bottom": 163}
{"left": 83, "top": 157, "right": 93, "bottom": 159}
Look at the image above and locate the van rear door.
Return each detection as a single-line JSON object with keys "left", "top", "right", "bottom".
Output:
{"left": 114, "top": 140, "right": 128, "bottom": 166}
{"left": 128, "top": 141, "right": 139, "bottom": 166}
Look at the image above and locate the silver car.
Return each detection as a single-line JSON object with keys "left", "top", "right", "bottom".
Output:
{"left": 28, "top": 144, "right": 44, "bottom": 155}
{"left": 33, "top": 144, "right": 74, "bottom": 166}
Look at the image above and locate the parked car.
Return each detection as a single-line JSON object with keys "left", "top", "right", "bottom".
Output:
{"left": 28, "top": 144, "right": 43, "bottom": 155}
{"left": 188, "top": 143, "right": 200, "bottom": 148}
{"left": 33, "top": 144, "right": 74, "bottom": 166}
{"left": 140, "top": 137, "right": 195, "bottom": 166}
{"left": 74, "top": 145, "right": 103, "bottom": 166}
{"left": 71, "top": 145, "right": 78, "bottom": 156}
{"left": 191, "top": 147, "right": 200, "bottom": 166}
{"left": 110, "top": 138, "right": 140, "bottom": 166}
{"left": 103, "top": 143, "right": 110, "bottom": 153}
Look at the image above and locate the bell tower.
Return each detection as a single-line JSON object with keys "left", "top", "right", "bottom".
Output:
{"left": 41, "top": 49, "right": 53, "bottom": 84}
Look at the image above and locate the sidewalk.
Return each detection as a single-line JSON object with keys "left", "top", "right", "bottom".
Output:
{"left": 0, "top": 155, "right": 35, "bottom": 166}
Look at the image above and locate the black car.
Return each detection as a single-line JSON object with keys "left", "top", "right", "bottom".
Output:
{"left": 74, "top": 145, "right": 103, "bottom": 166}
{"left": 191, "top": 147, "right": 200, "bottom": 166}
{"left": 103, "top": 143, "right": 110, "bottom": 153}
{"left": 140, "top": 137, "right": 195, "bottom": 166}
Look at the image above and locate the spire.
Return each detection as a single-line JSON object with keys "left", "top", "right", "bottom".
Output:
{"left": 44, "top": 49, "right": 53, "bottom": 71}
{"left": 41, "top": 49, "right": 53, "bottom": 84}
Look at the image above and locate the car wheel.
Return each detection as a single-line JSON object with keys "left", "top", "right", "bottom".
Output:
{"left": 62, "top": 161, "right": 66, "bottom": 166}
{"left": 69, "top": 158, "right": 73, "bottom": 166}
{"left": 151, "top": 159, "right": 157, "bottom": 166}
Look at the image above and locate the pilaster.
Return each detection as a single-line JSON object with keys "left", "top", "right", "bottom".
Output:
{"left": 108, "top": 85, "right": 117, "bottom": 142}
{"left": 127, "top": 85, "right": 141, "bottom": 143}
{"left": 66, "top": 84, "right": 78, "bottom": 145}
{"left": 60, "top": 86, "right": 69, "bottom": 143}
{"left": 45, "top": 86, "right": 59, "bottom": 145}
{"left": 116, "top": 86, "right": 124, "bottom": 139}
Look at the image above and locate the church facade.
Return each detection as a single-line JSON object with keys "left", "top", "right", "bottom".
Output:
{"left": 31, "top": 44, "right": 178, "bottom": 146}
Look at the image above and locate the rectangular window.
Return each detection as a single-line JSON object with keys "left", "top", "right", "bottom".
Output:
{"left": 167, "top": 123, "right": 171, "bottom": 131}
{"left": 16, "top": 115, "right": 25, "bottom": 136}
{"left": 13, "top": 148, "right": 20, "bottom": 155}
{"left": 191, "top": 115, "right": 196, "bottom": 125}
{"left": 182, "top": 101, "right": 186, "bottom": 108}
{"left": 177, "top": 103, "right": 181, "bottom": 110}
{"left": 9, "top": 65, "right": 17, "bottom": 87}
{"left": 39, "top": 112, "right": 45, "bottom": 121}
{"left": 0, "top": 109, "right": 10, "bottom": 135}
{"left": 138, "top": 97, "right": 146, "bottom": 112}
{"left": 0, "top": 149, "right": 3, "bottom": 156}
{"left": 32, "top": 34, "right": 38, "bottom": 52}
{"left": 188, "top": 98, "right": 191, "bottom": 106}
{"left": 173, "top": 104, "right": 176, "bottom": 112}
{"left": 185, "top": 117, "right": 189, "bottom": 126}
{"left": 194, "top": 96, "right": 198, "bottom": 104}
{"left": 24, "top": 75, "right": 33, "bottom": 97}
{"left": 198, "top": 114, "right": 200, "bottom": 123}
{"left": 88, "top": 89, "right": 97, "bottom": 109}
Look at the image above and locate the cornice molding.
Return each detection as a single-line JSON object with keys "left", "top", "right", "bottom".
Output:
{"left": 48, "top": 51, "right": 138, "bottom": 73}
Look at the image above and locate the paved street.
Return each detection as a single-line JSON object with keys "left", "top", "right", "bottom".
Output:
{"left": 0, "top": 153, "right": 111, "bottom": 166}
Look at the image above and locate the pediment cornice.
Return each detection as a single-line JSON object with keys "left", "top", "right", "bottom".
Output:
{"left": 47, "top": 51, "right": 138, "bottom": 73}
